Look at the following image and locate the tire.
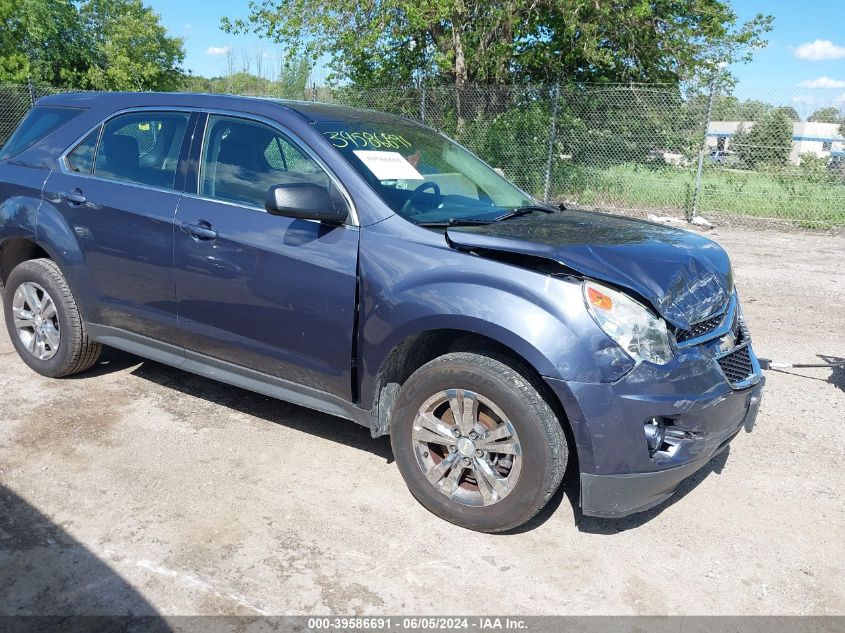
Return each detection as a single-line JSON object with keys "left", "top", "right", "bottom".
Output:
{"left": 391, "top": 352, "right": 568, "bottom": 532}
{"left": 3, "top": 258, "right": 101, "bottom": 378}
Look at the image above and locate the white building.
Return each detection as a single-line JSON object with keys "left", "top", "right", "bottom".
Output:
{"left": 706, "top": 120, "right": 844, "bottom": 165}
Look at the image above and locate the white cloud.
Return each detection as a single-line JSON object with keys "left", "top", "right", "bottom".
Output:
{"left": 799, "top": 76, "right": 845, "bottom": 89}
{"left": 205, "top": 45, "right": 232, "bottom": 56}
{"left": 835, "top": 93, "right": 845, "bottom": 104}
{"left": 791, "top": 95, "right": 815, "bottom": 105}
{"left": 794, "top": 39, "right": 845, "bottom": 61}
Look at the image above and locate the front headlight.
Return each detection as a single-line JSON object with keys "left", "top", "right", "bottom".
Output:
{"left": 583, "top": 280, "right": 673, "bottom": 365}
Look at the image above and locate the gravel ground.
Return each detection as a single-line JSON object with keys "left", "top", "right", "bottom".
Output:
{"left": 0, "top": 224, "right": 843, "bottom": 616}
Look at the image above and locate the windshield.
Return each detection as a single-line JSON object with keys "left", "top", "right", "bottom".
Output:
{"left": 313, "top": 119, "right": 537, "bottom": 225}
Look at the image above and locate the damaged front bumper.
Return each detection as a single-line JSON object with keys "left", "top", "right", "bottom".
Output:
{"left": 545, "top": 334, "right": 764, "bottom": 519}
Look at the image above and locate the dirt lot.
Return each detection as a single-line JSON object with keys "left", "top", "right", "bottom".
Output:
{"left": 0, "top": 225, "right": 843, "bottom": 616}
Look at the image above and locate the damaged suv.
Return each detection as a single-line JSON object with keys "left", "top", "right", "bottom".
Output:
{"left": 0, "top": 93, "right": 764, "bottom": 532}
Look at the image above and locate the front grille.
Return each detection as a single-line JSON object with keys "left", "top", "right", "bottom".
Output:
{"left": 718, "top": 345, "right": 754, "bottom": 386}
{"left": 676, "top": 312, "right": 725, "bottom": 343}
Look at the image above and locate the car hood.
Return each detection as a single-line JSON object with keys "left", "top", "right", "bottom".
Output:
{"left": 445, "top": 209, "right": 732, "bottom": 330}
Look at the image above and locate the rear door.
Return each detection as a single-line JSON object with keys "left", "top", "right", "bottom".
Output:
{"left": 173, "top": 113, "right": 359, "bottom": 400}
{"left": 43, "top": 109, "right": 195, "bottom": 345}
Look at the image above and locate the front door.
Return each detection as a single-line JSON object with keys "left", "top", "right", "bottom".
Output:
{"left": 44, "top": 110, "right": 193, "bottom": 345}
{"left": 173, "top": 114, "right": 359, "bottom": 400}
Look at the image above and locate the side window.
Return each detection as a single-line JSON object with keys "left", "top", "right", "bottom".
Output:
{"left": 94, "top": 111, "right": 189, "bottom": 189}
{"left": 0, "top": 106, "right": 82, "bottom": 160}
{"left": 66, "top": 127, "right": 100, "bottom": 174}
{"left": 200, "top": 115, "right": 330, "bottom": 208}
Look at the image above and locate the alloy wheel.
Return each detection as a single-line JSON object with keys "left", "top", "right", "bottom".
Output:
{"left": 412, "top": 389, "right": 523, "bottom": 507}
{"left": 12, "top": 282, "right": 61, "bottom": 361}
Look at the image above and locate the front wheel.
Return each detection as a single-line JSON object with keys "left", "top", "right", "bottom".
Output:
{"left": 391, "top": 352, "right": 568, "bottom": 532}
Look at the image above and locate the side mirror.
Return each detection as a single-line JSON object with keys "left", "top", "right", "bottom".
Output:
{"left": 265, "top": 183, "right": 348, "bottom": 224}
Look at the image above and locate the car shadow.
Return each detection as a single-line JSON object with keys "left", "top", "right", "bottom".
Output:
{"left": 0, "top": 484, "right": 168, "bottom": 626}
{"left": 85, "top": 347, "right": 395, "bottom": 463}
{"left": 819, "top": 355, "right": 845, "bottom": 393}
{"left": 70, "top": 348, "right": 736, "bottom": 534}
{"left": 63, "top": 345, "right": 146, "bottom": 379}
{"left": 766, "top": 354, "right": 844, "bottom": 394}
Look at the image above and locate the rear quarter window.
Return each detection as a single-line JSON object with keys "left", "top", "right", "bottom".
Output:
{"left": 0, "top": 106, "right": 82, "bottom": 160}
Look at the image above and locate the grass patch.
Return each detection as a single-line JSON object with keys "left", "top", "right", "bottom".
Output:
{"left": 553, "top": 163, "right": 845, "bottom": 228}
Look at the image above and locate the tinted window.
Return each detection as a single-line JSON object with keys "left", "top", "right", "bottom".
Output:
{"left": 66, "top": 128, "right": 100, "bottom": 174}
{"left": 200, "top": 115, "right": 330, "bottom": 208}
{"left": 94, "top": 112, "right": 189, "bottom": 189}
{"left": 0, "top": 106, "right": 81, "bottom": 160}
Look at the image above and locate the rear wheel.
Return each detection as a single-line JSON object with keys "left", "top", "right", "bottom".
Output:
{"left": 391, "top": 352, "right": 567, "bottom": 532}
{"left": 3, "top": 258, "right": 101, "bottom": 377}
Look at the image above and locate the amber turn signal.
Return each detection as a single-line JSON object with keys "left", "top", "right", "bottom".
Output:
{"left": 587, "top": 286, "right": 613, "bottom": 311}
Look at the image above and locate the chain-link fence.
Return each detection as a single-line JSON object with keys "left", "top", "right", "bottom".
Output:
{"left": 318, "top": 82, "right": 845, "bottom": 229}
{"left": 0, "top": 82, "right": 76, "bottom": 145}
{"left": 2, "top": 80, "right": 844, "bottom": 229}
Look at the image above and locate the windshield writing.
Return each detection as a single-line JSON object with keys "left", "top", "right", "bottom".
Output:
{"left": 314, "top": 121, "right": 534, "bottom": 225}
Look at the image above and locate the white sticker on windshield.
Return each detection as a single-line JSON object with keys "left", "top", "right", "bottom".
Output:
{"left": 353, "top": 150, "right": 423, "bottom": 181}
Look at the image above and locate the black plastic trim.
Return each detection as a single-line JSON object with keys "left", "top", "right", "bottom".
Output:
{"left": 86, "top": 324, "right": 371, "bottom": 426}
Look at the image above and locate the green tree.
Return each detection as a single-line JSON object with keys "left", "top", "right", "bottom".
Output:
{"left": 0, "top": 0, "right": 184, "bottom": 90}
{"left": 774, "top": 106, "right": 800, "bottom": 122}
{"left": 730, "top": 122, "right": 751, "bottom": 161}
{"left": 277, "top": 57, "right": 312, "bottom": 99}
{"left": 222, "top": 1, "right": 772, "bottom": 89}
{"left": 808, "top": 107, "right": 842, "bottom": 124}
{"left": 708, "top": 95, "right": 771, "bottom": 121}
{"left": 0, "top": 0, "right": 88, "bottom": 85}
{"left": 735, "top": 109, "right": 793, "bottom": 169}
{"left": 798, "top": 153, "right": 834, "bottom": 184}
{"left": 79, "top": 0, "right": 185, "bottom": 91}
{"left": 179, "top": 54, "right": 313, "bottom": 99}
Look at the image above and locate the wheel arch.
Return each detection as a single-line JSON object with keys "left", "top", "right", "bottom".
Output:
{"left": 0, "top": 237, "right": 51, "bottom": 290}
{"left": 0, "top": 233, "right": 99, "bottom": 324}
{"left": 366, "top": 328, "right": 576, "bottom": 455}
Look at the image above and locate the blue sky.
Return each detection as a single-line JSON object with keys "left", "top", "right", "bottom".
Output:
{"left": 147, "top": 0, "right": 845, "bottom": 111}
{"left": 144, "top": 1, "right": 291, "bottom": 79}
{"left": 730, "top": 1, "right": 845, "bottom": 104}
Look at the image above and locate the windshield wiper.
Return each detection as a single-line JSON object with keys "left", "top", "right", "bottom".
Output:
{"left": 417, "top": 217, "right": 494, "bottom": 228}
{"left": 492, "top": 205, "right": 556, "bottom": 223}
{"left": 417, "top": 205, "right": 555, "bottom": 228}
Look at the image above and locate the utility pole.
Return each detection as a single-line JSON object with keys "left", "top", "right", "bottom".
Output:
{"left": 691, "top": 73, "right": 717, "bottom": 221}
{"left": 420, "top": 82, "right": 427, "bottom": 125}
{"left": 27, "top": 78, "right": 36, "bottom": 108}
{"left": 543, "top": 83, "right": 561, "bottom": 202}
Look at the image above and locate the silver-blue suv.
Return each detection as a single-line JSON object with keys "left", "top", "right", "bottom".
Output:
{"left": 0, "top": 92, "right": 764, "bottom": 531}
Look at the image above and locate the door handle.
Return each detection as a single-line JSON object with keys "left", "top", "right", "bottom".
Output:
{"left": 59, "top": 190, "right": 87, "bottom": 205}
{"left": 181, "top": 221, "right": 218, "bottom": 241}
